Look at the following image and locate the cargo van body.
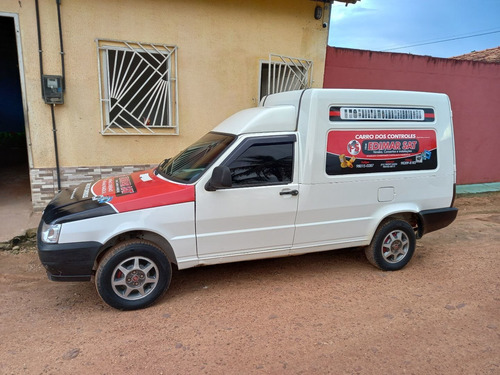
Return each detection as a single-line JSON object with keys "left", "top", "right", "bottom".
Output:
{"left": 38, "top": 89, "right": 458, "bottom": 310}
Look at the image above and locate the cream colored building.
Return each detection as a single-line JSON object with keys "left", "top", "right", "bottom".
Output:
{"left": 1, "top": 0, "right": 339, "bottom": 210}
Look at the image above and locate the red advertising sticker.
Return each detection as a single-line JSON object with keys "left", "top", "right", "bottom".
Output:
{"left": 326, "top": 129, "right": 437, "bottom": 175}
{"left": 91, "top": 170, "right": 195, "bottom": 213}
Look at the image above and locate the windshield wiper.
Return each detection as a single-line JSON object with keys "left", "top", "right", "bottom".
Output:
{"left": 155, "top": 158, "right": 170, "bottom": 176}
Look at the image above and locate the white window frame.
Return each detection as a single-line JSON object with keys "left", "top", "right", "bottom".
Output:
{"left": 96, "top": 38, "right": 179, "bottom": 135}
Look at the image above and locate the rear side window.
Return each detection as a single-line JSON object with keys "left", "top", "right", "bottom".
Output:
{"left": 224, "top": 136, "right": 295, "bottom": 187}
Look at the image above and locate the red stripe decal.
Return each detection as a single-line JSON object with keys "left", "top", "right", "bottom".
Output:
{"left": 92, "top": 169, "right": 195, "bottom": 213}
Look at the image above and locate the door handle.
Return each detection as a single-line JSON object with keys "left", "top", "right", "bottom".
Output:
{"left": 279, "top": 189, "right": 299, "bottom": 196}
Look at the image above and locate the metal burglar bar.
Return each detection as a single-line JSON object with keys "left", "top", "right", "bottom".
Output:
{"left": 96, "top": 39, "right": 178, "bottom": 135}
{"left": 266, "top": 54, "right": 313, "bottom": 97}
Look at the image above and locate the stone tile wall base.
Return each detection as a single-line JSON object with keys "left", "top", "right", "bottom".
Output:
{"left": 30, "top": 164, "right": 156, "bottom": 211}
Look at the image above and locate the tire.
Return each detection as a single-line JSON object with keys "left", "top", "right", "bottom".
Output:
{"left": 95, "top": 240, "right": 172, "bottom": 310}
{"left": 365, "top": 220, "right": 416, "bottom": 271}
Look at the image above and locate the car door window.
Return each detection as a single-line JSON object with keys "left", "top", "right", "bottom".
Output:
{"left": 227, "top": 142, "right": 294, "bottom": 187}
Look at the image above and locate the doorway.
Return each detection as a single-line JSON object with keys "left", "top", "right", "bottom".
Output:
{"left": 0, "top": 13, "right": 34, "bottom": 239}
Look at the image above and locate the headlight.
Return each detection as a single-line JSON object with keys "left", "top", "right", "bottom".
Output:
{"left": 41, "top": 222, "right": 62, "bottom": 243}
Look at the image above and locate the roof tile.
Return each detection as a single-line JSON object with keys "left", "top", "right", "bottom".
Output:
{"left": 452, "top": 46, "right": 500, "bottom": 64}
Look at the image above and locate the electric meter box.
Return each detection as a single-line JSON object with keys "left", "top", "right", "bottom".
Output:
{"left": 42, "top": 75, "right": 64, "bottom": 104}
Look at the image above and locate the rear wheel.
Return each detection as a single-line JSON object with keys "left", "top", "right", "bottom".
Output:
{"left": 95, "top": 240, "right": 172, "bottom": 310}
{"left": 365, "top": 220, "right": 416, "bottom": 271}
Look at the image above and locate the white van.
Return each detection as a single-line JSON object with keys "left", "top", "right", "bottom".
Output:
{"left": 38, "top": 89, "right": 458, "bottom": 310}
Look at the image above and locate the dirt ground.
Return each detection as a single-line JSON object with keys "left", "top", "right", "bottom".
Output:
{"left": 1, "top": 193, "right": 499, "bottom": 374}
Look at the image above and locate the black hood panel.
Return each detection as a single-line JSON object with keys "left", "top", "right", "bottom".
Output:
{"left": 42, "top": 182, "right": 116, "bottom": 225}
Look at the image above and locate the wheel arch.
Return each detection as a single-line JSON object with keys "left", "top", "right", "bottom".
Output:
{"left": 370, "top": 210, "right": 421, "bottom": 243}
{"left": 94, "top": 230, "right": 178, "bottom": 271}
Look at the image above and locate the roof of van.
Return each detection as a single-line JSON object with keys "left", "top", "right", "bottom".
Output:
{"left": 212, "top": 105, "right": 297, "bottom": 134}
{"left": 264, "top": 88, "right": 449, "bottom": 107}
{"left": 212, "top": 89, "right": 450, "bottom": 135}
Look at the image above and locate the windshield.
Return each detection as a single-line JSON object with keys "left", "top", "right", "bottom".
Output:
{"left": 157, "top": 132, "right": 235, "bottom": 183}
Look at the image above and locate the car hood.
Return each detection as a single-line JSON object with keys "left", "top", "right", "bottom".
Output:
{"left": 42, "top": 169, "right": 195, "bottom": 225}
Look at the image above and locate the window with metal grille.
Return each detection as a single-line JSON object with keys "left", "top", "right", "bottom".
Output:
{"left": 259, "top": 54, "right": 313, "bottom": 100}
{"left": 96, "top": 39, "right": 178, "bottom": 135}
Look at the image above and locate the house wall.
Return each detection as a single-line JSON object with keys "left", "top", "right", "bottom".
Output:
{"left": 1, "top": 0, "right": 328, "bottom": 209}
{"left": 323, "top": 47, "right": 500, "bottom": 185}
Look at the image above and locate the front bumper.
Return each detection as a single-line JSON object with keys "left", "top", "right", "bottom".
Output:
{"left": 37, "top": 221, "right": 102, "bottom": 281}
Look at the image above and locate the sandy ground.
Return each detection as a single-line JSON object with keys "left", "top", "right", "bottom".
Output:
{"left": 0, "top": 193, "right": 499, "bottom": 374}
{"left": 0, "top": 151, "right": 41, "bottom": 243}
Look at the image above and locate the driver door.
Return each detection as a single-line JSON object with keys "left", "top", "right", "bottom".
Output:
{"left": 195, "top": 135, "right": 299, "bottom": 262}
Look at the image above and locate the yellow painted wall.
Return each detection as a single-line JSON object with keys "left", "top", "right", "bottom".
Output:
{"left": 2, "top": 0, "right": 328, "bottom": 168}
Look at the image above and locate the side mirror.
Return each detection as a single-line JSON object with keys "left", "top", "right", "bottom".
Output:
{"left": 205, "top": 166, "right": 232, "bottom": 191}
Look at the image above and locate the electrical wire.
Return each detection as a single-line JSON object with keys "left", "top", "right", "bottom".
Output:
{"left": 381, "top": 29, "right": 500, "bottom": 51}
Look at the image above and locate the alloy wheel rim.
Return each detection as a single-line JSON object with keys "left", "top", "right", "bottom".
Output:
{"left": 111, "top": 256, "right": 159, "bottom": 300}
{"left": 381, "top": 230, "right": 409, "bottom": 263}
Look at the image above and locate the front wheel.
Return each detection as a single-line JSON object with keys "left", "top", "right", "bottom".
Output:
{"left": 95, "top": 240, "right": 172, "bottom": 310}
{"left": 365, "top": 220, "right": 416, "bottom": 271}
